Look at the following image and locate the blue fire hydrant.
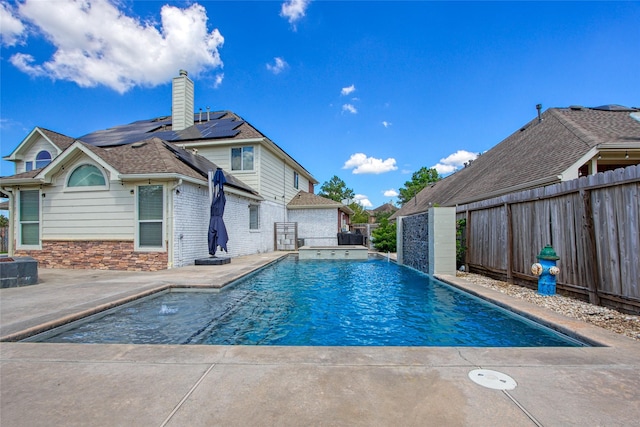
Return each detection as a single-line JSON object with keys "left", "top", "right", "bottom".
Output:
{"left": 531, "top": 245, "right": 560, "bottom": 296}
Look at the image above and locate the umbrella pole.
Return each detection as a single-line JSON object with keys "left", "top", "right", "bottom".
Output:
{"left": 208, "top": 170, "right": 214, "bottom": 205}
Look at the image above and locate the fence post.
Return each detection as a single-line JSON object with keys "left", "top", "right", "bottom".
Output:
{"left": 464, "top": 210, "right": 471, "bottom": 272}
{"left": 505, "top": 203, "right": 513, "bottom": 283}
{"left": 581, "top": 189, "right": 601, "bottom": 305}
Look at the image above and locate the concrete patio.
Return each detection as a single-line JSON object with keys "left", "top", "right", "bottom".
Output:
{"left": 1, "top": 252, "right": 639, "bottom": 426}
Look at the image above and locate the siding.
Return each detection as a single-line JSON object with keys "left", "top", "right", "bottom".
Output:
{"left": 259, "top": 147, "right": 310, "bottom": 204}
{"left": 191, "top": 143, "right": 312, "bottom": 206}
{"left": 196, "top": 145, "right": 260, "bottom": 192}
{"left": 39, "top": 158, "right": 135, "bottom": 240}
{"left": 42, "top": 184, "right": 135, "bottom": 239}
{"left": 16, "top": 136, "right": 59, "bottom": 174}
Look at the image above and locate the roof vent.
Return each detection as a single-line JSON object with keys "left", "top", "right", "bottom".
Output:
{"left": 569, "top": 105, "right": 583, "bottom": 111}
{"left": 131, "top": 141, "right": 147, "bottom": 148}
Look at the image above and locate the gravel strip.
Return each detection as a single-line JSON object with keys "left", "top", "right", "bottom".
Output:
{"left": 457, "top": 272, "right": 640, "bottom": 342}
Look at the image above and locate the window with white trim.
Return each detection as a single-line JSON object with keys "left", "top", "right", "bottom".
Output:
{"left": 294, "top": 171, "right": 299, "bottom": 189}
{"left": 231, "top": 146, "right": 254, "bottom": 171}
{"left": 35, "top": 150, "right": 52, "bottom": 169}
{"left": 19, "top": 190, "right": 40, "bottom": 246}
{"left": 68, "top": 164, "right": 106, "bottom": 187}
{"left": 138, "top": 185, "right": 164, "bottom": 248}
{"left": 249, "top": 204, "right": 259, "bottom": 230}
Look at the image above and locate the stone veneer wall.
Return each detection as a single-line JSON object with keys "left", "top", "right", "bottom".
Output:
{"left": 15, "top": 240, "right": 168, "bottom": 271}
{"left": 401, "top": 212, "right": 429, "bottom": 274}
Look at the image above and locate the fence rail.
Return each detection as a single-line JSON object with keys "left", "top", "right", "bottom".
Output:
{"left": 457, "top": 165, "right": 640, "bottom": 314}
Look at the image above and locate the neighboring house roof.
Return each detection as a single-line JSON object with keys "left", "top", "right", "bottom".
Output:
{"left": 392, "top": 105, "right": 640, "bottom": 219}
{"left": 288, "top": 191, "right": 354, "bottom": 215}
{"left": 369, "top": 203, "right": 398, "bottom": 215}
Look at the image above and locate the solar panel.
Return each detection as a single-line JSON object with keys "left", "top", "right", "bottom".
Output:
{"left": 78, "top": 114, "right": 244, "bottom": 146}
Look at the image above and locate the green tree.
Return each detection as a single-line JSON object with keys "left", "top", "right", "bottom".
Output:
{"left": 0, "top": 214, "right": 7, "bottom": 228}
{"left": 318, "top": 175, "right": 355, "bottom": 203}
{"left": 349, "top": 202, "right": 369, "bottom": 224}
{"left": 397, "top": 167, "right": 440, "bottom": 206}
{"left": 371, "top": 212, "right": 396, "bottom": 252}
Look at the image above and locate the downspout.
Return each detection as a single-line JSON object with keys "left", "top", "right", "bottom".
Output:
{"left": 166, "top": 183, "right": 174, "bottom": 269}
{"left": 1, "top": 187, "right": 15, "bottom": 256}
{"left": 168, "top": 179, "right": 183, "bottom": 268}
{"left": 283, "top": 158, "right": 287, "bottom": 222}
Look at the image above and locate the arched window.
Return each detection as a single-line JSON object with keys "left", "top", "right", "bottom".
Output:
{"left": 67, "top": 164, "right": 106, "bottom": 187}
{"left": 35, "top": 150, "right": 52, "bottom": 169}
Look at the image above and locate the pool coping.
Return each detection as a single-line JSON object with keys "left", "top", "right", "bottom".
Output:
{"left": 436, "top": 273, "right": 638, "bottom": 349}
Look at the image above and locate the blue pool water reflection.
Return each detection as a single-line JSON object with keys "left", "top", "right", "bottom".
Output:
{"left": 35, "top": 257, "right": 585, "bottom": 347}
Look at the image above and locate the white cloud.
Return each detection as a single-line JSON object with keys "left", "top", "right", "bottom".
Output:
{"left": 401, "top": 169, "right": 412, "bottom": 174}
{"left": 382, "top": 121, "right": 392, "bottom": 128}
{"left": 0, "top": 1, "right": 25, "bottom": 46}
{"left": 8, "top": 0, "right": 224, "bottom": 93}
{"left": 354, "top": 194, "right": 373, "bottom": 208}
{"left": 342, "top": 104, "right": 357, "bottom": 114}
{"left": 280, "top": 0, "right": 310, "bottom": 29}
{"left": 213, "top": 73, "right": 224, "bottom": 88}
{"left": 266, "top": 57, "right": 288, "bottom": 74}
{"left": 341, "top": 84, "right": 355, "bottom": 96}
{"left": 343, "top": 153, "right": 398, "bottom": 175}
{"left": 432, "top": 150, "right": 478, "bottom": 175}
{"left": 383, "top": 189, "right": 398, "bottom": 197}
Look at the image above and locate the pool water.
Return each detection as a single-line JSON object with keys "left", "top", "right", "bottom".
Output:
{"left": 33, "top": 257, "right": 585, "bottom": 347}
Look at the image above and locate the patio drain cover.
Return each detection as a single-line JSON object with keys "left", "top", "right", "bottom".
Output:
{"left": 468, "top": 369, "right": 517, "bottom": 390}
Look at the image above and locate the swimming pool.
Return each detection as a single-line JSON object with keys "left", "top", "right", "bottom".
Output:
{"left": 28, "top": 257, "right": 585, "bottom": 347}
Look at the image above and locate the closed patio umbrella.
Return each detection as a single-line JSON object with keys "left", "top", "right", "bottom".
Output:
{"left": 208, "top": 168, "right": 228, "bottom": 256}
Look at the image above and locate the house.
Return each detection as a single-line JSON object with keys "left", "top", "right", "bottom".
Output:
{"left": 287, "top": 191, "right": 354, "bottom": 246}
{"left": 392, "top": 105, "right": 640, "bottom": 218}
{"left": 0, "top": 70, "right": 321, "bottom": 270}
{"left": 366, "top": 203, "right": 397, "bottom": 224}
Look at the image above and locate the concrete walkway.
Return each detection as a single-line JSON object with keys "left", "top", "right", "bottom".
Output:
{"left": 1, "top": 252, "right": 639, "bottom": 426}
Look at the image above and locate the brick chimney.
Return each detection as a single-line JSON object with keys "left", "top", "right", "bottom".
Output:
{"left": 172, "top": 70, "right": 194, "bottom": 131}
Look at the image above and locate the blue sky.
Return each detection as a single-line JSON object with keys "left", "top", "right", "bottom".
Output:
{"left": 1, "top": 0, "right": 639, "bottom": 209}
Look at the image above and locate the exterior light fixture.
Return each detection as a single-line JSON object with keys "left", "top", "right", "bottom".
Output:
{"left": 625, "top": 151, "right": 629, "bottom": 159}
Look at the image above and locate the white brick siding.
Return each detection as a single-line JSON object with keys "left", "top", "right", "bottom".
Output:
{"left": 288, "top": 208, "right": 338, "bottom": 246}
{"left": 171, "top": 183, "right": 285, "bottom": 267}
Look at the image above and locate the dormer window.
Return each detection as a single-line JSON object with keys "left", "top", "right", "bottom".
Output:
{"left": 67, "top": 164, "right": 106, "bottom": 187}
{"left": 35, "top": 150, "right": 52, "bottom": 169}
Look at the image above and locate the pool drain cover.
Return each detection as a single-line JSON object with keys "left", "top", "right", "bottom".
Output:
{"left": 468, "top": 369, "right": 517, "bottom": 390}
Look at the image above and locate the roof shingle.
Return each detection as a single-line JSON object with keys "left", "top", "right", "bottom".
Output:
{"left": 392, "top": 106, "right": 640, "bottom": 219}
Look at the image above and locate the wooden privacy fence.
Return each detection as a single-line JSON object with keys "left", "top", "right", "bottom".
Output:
{"left": 0, "top": 227, "right": 7, "bottom": 253}
{"left": 456, "top": 165, "right": 640, "bottom": 314}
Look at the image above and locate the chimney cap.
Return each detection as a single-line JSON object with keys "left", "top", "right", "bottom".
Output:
{"left": 179, "top": 69, "right": 188, "bottom": 77}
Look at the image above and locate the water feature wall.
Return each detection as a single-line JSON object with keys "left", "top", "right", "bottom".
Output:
{"left": 397, "top": 207, "right": 456, "bottom": 276}
{"left": 398, "top": 212, "right": 430, "bottom": 274}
